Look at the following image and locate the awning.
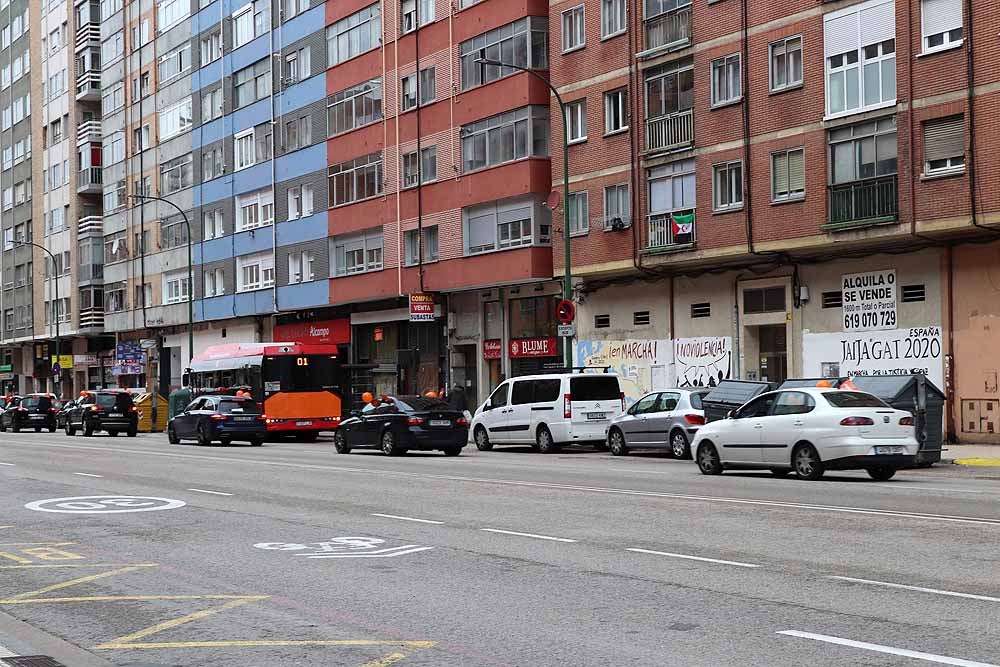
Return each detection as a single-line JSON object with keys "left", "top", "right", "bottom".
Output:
{"left": 188, "top": 355, "right": 263, "bottom": 373}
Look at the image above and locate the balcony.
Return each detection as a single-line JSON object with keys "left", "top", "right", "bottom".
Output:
{"left": 642, "top": 5, "right": 691, "bottom": 57}
{"left": 827, "top": 175, "right": 899, "bottom": 228}
{"left": 76, "top": 120, "right": 102, "bottom": 145}
{"left": 75, "top": 71, "right": 101, "bottom": 102}
{"left": 646, "top": 109, "right": 693, "bottom": 153}
{"left": 78, "top": 215, "right": 103, "bottom": 235}
{"left": 77, "top": 167, "right": 103, "bottom": 194}
{"left": 79, "top": 307, "right": 104, "bottom": 330}
{"left": 646, "top": 211, "right": 695, "bottom": 251}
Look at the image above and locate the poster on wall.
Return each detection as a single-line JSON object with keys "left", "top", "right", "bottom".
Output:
{"left": 802, "top": 326, "right": 944, "bottom": 388}
{"left": 575, "top": 340, "right": 673, "bottom": 405}
{"left": 674, "top": 337, "right": 733, "bottom": 388}
{"left": 842, "top": 269, "right": 897, "bottom": 332}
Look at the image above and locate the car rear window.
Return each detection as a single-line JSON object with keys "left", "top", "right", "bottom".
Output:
{"left": 22, "top": 396, "right": 52, "bottom": 410}
{"left": 393, "top": 396, "right": 450, "bottom": 412}
{"left": 689, "top": 391, "right": 710, "bottom": 410}
{"left": 822, "top": 391, "right": 890, "bottom": 409}
{"left": 96, "top": 393, "right": 134, "bottom": 410}
{"left": 570, "top": 376, "right": 620, "bottom": 401}
{"left": 219, "top": 399, "right": 260, "bottom": 414}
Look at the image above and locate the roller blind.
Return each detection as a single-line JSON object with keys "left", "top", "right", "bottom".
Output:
{"left": 824, "top": 12, "right": 858, "bottom": 58}
{"left": 860, "top": 0, "right": 896, "bottom": 47}
{"left": 922, "top": 0, "right": 962, "bottom": 39}
{"left": 923, "top": 115, "right": 965, "bottom": 162}
{"left": 788, "top": 150, "right": 806, "bottom": 193}
{"left": 773, "top": 153, "right": 788, "bottom": 194}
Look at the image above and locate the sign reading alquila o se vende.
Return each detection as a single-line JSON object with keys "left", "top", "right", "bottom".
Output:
{"left": 842, "top": 269, "right": 897, "bottom": 332}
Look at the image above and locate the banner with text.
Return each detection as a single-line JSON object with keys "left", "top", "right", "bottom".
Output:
{"left": 842, "top": 269, "right": 897, "bottom": 331}
{"left": 802, "top": 326, "right": 944, "bottom": 388}
{"left": 673, "top": 337, "right": 733, "bottom": 388}
{"left": 575, "top": 339, "right": 672, "bottom": 405}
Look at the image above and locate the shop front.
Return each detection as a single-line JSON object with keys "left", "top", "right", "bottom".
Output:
{"left": 507, "top": 294, "right": 564, "bottom": 377}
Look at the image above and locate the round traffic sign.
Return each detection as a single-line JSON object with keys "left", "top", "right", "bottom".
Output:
{"left": 556, "top": 299, "right": 576, "bottom": 325}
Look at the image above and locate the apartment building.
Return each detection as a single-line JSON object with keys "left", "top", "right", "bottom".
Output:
{"left": 550, "top": 0, "right": 1000, "bottom": 441}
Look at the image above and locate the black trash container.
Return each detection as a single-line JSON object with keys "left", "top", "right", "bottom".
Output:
{"left": 847, "top": 374, "right": 946, "bottom": 466}
{"left": 702, "top": 380, "right": 776, "bottom": 423}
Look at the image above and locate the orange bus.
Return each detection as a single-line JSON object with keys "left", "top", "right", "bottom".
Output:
{"left": 184, "top": 342, "right": 346, "bottom": 441}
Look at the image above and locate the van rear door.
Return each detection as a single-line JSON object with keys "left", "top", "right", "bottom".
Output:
{"left": 569, "top": 376, "right": 623, "bottom": 440}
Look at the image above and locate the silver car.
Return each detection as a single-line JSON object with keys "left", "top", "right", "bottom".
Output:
{"left": 606, "top": 389, "right": 710, "bottom": 458}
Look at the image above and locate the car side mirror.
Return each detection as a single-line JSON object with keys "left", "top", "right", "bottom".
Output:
{"left": 727, "top": 410, "right": 735, "bottom": 419}
{"left": 350, "top": 410, "right": 361, "bottom": 418}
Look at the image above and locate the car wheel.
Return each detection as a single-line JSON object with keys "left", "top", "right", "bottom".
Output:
{"left": 167, "top": 424, "right": 180, "bottom": 445}
{"left": 83, "top": 421, "right": 94, "bottom": 437}
{"left": 65, "top": 422, "right": 76, "bottom": 437}
{"left": 0, "top": 419, "right": 6, "bottom": 432}
{"left": 48, "top": 426, "right": 56, "bottom": 433}
{"left": 197, "top": 423, "right": 212, "bottom": 446}
{"left": 333, "top": 430, "right": 351, "bottom": 454}
{"left": 867, "top": 466, "right": 896, "bottom": 481}
{"left": 11, "top": 423, "right": 19, "bottom": 433}
{"left": 793, "top": 444, "right": 825, "bottom": 481}
{"left": 670, "top": 430, "right": 691, "bottom": 459}
{"left": 34, "top": 427, "right": 41, "bottom": 433}
{"left": 607, "top": 428, "right": 629, "bottom": 456}
{"left": 381, "top": 430, "right": 403, "bottom": 456}
{"left": 127, "top": 426, "right": 137, "bottom": 438}
{"left": 250, "top": 437, "right": 263, "bottom": 447}
{"left": 107, "top": 431, "right": 118, "bottom": 437}
{"left": 535, "top": 426, "right": 560, "bottom": 454}
{"left": 443, "top": 446, "right": 462, "bottom": 457}
{"left": 769, "top": 468, "right": 791, "bottom": 477}
{"left": 473, "top": 426, "right": 492, "bottom": 451}
{"left": 220, "top": 436, "right": 232, "bottom": 446}
{"left": 697, "top": 442, "right": 723, "bottom": 475}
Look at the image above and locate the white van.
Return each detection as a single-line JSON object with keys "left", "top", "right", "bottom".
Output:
{"left": 471, "top": 372, "right": 625, "bottom": 453}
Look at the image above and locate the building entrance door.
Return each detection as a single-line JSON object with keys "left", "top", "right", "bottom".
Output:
{"left": 757, "top": 324, "right": 788, "bottom": 385}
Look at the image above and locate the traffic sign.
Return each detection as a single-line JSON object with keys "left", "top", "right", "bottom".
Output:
{"left": 557, "top": 324, "right": 576, "bottom": 338}
{"left": 51, "top": 363, "right": 61, "bottom": 375}
{"left": 556, "top": 299, "right": 575, "bottom": 325}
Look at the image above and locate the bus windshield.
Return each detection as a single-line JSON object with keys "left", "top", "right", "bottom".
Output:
{"left": 264, "top": 355, "right": 343, "bottom": 394}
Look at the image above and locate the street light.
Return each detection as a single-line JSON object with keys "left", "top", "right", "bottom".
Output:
{"left": 127, "top": 194, "right": 194, "bottom": 364}
{"left": 18, "top": 241, "right": 62, "bottom": 394}
{"left": 475, "top": 56, "right": 574, "bottom": 369}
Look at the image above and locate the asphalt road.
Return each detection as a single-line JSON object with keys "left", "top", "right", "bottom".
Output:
{"left": 0, "top": 432, "right": 998, "bottom": 667}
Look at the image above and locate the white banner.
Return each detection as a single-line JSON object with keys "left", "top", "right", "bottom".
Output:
{"left": 802, "top": 326, "right": 944, "bottom": 388}
{"left": 674, "top": 337, "right": 733, "bottom": 388}
{"left": 842, "top": 269, "right": 897, "bottom": 331}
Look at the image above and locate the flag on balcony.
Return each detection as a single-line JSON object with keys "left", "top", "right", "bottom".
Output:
{"left": 671, "top": 213, "right": 694, "bottom": 237}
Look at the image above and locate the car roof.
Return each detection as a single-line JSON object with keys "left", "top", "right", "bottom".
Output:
{"left": 507, "top": 373, "right": 618, "bottom": 382}
{"left": 758, "top": 387, "right": 877, "bottom": 398}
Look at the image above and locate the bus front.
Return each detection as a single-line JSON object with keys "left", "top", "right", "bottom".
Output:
{"left": 260, "top": 345, "right": 345, "bottom": 441}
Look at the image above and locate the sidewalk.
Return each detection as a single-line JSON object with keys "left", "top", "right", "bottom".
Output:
{"left": 941, "top": 443, "right": 1000, "bottom": 467}
{"left": 0, "top": 610, "right": 115, "bottom": 667}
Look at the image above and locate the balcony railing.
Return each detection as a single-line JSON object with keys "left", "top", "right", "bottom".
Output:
{"left": 643, "top": 5, "right": 691, "bottom": 55}
{"left": 75, "top": 71, "right": 101, "bottom": 101}
{"left": 828, "top": 175, "right": 899, "bottom": 226}
{"left": 79, "top": 307, "right": 104, "bottom": 329}
{"left": 77, "top": 167, "right": 102, "bottom": 193}
{"left": 75, "top": 23, "right": 100, "bottom": 51}
{"left": 647, "top": 211, "right": 696, "bottom": 249}
{"left": 79, "top": 262, "right": 104, "bottom": 282}
{"left": 646, "top": 109, "right": 693, "bottom": 153}
{"left": 78, "top": 215, "right": 103, "bottom": 235}
{"left": 76, "top": 120, "right": 102, "bottom": 144}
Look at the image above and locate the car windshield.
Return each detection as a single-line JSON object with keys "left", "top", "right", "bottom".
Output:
{"left": 96, "top": 394, "right": 134, "bottom": 410}
{"left": 689, "top": 391, "right": 709, "bottom": 410}
{"left": 392, "top": 396, "right": 450, "bottom": 412}
{"left": 822, "top": 391, "right": 891, "bottom": 409}
{"left": 570, "top": 376, "right": 620, "bottom": 401}
{"left": 219, "top": 399, "right": 260, "bottom": 414}
{"left": 22, "top": 396, "right": 52, "bottom": 410}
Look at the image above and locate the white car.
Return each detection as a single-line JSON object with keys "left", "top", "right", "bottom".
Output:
{"left": 691, "top": 388, "right": 918, "bottom": 481}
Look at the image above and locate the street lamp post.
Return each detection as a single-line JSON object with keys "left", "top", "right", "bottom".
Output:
{"left": 19, "top": 242, "right": 62, "bottom": 395}
{"left": 475, "top": 56, "right": 574, "bottom": 369}
{"left": 127, "top": 194, "right": 194, "bottom": 364}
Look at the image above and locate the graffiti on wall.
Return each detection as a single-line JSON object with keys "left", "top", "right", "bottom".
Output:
{"left": 674, "top": 337, "right": 733, "bottom": 388}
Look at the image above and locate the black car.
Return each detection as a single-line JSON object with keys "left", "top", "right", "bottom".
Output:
{"left": 64, "top": 391, "right": 139, "bottom": 437}
{"left": 55, "top": 399, "right": 76, "bottom": 429}
{"left": 168, "top": 395, "right": 265, "bottom": 446}
{"left": 0, "top": 394, "right": 57, "bottom": 433}
{"left": 334, "top": 395, "right": 468, "bottom": 456}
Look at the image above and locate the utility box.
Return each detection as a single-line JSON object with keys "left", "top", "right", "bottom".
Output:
{"left": 848, "top": 375, "right": 946, "bottom": 466}
{"left": 168, "top": 387, "right": 192, "bottom": 420}
{"left": 702, "top": 380, "right": 776, "bottom": 423}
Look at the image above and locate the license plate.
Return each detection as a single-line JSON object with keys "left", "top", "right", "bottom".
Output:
{"left": 429, "top": 420, "right": 451, "bottom": 427}
{"left": 234, "top": 416, "right": 254, "bottom": 422}
{"left": 295, "top": 420, "right": 312, "bottom": 426}
{"left": 875, "top": 445, "right": 905, "bottom": 455}
{"left": 587, "top": 412, "right": 606, "bottom": 420}
{"left": 109, "top": 413, "right": 123, "bottom": 417}
{"left": 30, "top": 415, "right": 43, "bottom": 419}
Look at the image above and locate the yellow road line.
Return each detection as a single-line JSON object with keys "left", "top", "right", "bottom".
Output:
{"left": 2, "top": 594, "right": 266, "bottom": 605}
{"left": 96, "top": 640, "right": 437, "bottom": 650}
{"left": 0, "top": 563, "right": 158, "bottom": 570}
{"left": 359, "top": 651, "right": 409, "bottom": 667}
{"left": 5, "top": 564, "right": 155, "bottom": 601}
{"left": 0, "top": 526, "right": 13, "bottom": 529}
{"left": 95, "top": 596, "right": 269, "bottom": 647}
{"left": 953, "top": 458, "right": 1000, "bottom": 467}
{"left": 0, "top": 542, "right": 76, "bottom": 547}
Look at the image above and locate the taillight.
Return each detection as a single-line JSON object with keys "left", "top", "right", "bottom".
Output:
{"left": 257, "top": 414, "right": 267, "bottom": 421}
{"left": 17, "top": 407, "right": 26, "bottom": 412}
{"left": 455, "top": 417, "right": 469, "bottom": 426}
{"left": 408, "top": 417, "right": 424, "bottom": 426}
{"left": 620, "top": 391, "right": 626, "bottom": 412}
{"left": 129, "top": 406, "right": 138, "bottom": 413}
{"left": 899, "top": 416, "right": 914, "bottom": 426}
{"left": 683, "top": 414, "right": 705, "bottom": 426}
{"left": 90, "top": 405, "right": 102, "bottom": 412}
{"left": 210, "top": 414, "right": 226, "bottom": 422}
{"left": 840, "top": 416, "right": 874, "bottom": 426}
{"left": 564, "top": 394, "right": 571, "bottom": 419}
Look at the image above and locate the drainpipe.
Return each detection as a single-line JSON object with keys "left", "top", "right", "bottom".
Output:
{"left": 414, "top": 3, "right": 425, "bottom": 293}
{"left": 269, "top": 8, "right": 280, "bottom": 315}
{"left": 944, "top": 245, "right": 956, "bottom": 442}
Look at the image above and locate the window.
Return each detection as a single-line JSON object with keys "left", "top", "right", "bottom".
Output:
{"left": 419, "top": 0, "right": 434, "bottom": 26}
{"left": 235, "top": 188, "right": 274, "bottom": 231}
{"left": 822, "top": 291, "right": 843, "bottom": 308}
{"left": 562, "top": 5, "right": 585, "bottom": 52}
{"left": 200, "top": 31, "right": 221, "bottom": 65}
{"left": 568, "top": 191, "right": 589, "bottom": 236}
{"left": 159, "top": 97, "right": 193, "bottom": 140}
{"left": 770, "top": 36, "right": 802, "bottom": 92}
{"left": 284, "top": 47, "right": 310, "bottom": 84}
{"left": 204, "top": 268, "right": 225, "bottom": 296}
{"left": 102, "top": 32, "right": 123, "bottom": 63}
{"left": 461, "top": 106, "right": 550, "bottom": 173}
{"left": 404, "top": 226, "right": 439, "bottom": 265}
{"left": 711, "top": 54, "right": 741, "bottom": 106}
{"left": 157, "top": 0, "right": 189, "bottom": 30}
{"left": 923, "top": 115, "right": 965, "bottom": 174}
{"left": 233, "top": 0, "right": 268, "bottom": 48}
{"left": 743, "top": 287, "right": 786, "bottom": 314}
{"left": 464, "top": 196, "right": 550, "bottom": 255}
{"left": 691, "top": 302, "right": 710, "bottom": 318}
{"left": 158, "top": 43, "right": 191, "bottom": 82}
{"left": 594, "top": 314, "right": 610, "bottom": 328}
{"left": 602, "top": 0, "right": 626, "bottom": 38}
{"left": 421, "top": 146, "right": 437, "bottom": 183}
{"left": 401, "top": 0, "right": 416, "bottom": 33}
{"left": 327, "top": 79, "right": 382, "bottom": 136}
{"left": 237, "top": 252, "right": 275, "bottom": 291}
{"left": 460, "top": 17, "right": 548, "bottom": 90}
{"left": 645, "top": 61, "right": 694, "bottom": 119}
{"left": 921, "top": 0, "right": 962, "bottom": 52}
{"left": 104, "top": 233, "right": 128, "bottom": 264}
{"left": 160, "top": 154, "right": 193, "bottom": 194}
{"left": 132, "top": 71, "right": 150, "bottom": 100}
{"left": 713, "top": 161, "right": 743, "bottom": 212}
{"left": 771, "top": 148, "right": 805, "bottom": 201}
{"left": 288, "top": 250, "right": 315, "bottom": 283}
{"left": 824, "top": 0, "right": 896, "bottom": 117}
{"left": 634, "top": 311, "right": 651, "bottom": 326}
{"left": 235, "top": 129, "right": 256, "bottom": 170}
{"left": 133, "top": 230, "right": 151, "bottom": 256}
{"left": 419, "top": 67, "right": 436, "bottom": 104}
{"left": 133, "top": 124, "right": 151, "bottom": 154}
{"left": 648, "top": 158, "right": 695, "bottom": 217}
{"left": 282, "top": 0, "right": 310, "bottom": 21}
{"left": 326, "top": 4, "right": 380, "bottom": 67}
{"left": 829, "top": 117, "right": 898, "bottom": 185}
{"left": 402, "top": 151, "right": 420, "bottom": 188}
{"left": 234, "top": 59, "right": 271, "bottom": 108}
{"left": 328, "top": 152, "right": 383, "bottom": 206}
{"left": 604, "top": 184, "right": 630, "bottom": 228}
{"left": 901, "top": 284, "right": 926, "bottom": 302}
{"left": 161, "top": 218, "right": 190, "bottom": 249}
{"left": 201, "top": 87, "right": 223, "bottom": 121}
{"left": 400, "top": 73, "right": 417, "bottom": 111}
{"left": 162, "top": 271, "right": 190, "bottom": 304}
{"left": 202, "top": 208, "right": 224, "bottom": 240}
{"left": 604, "top": 88, "right": 627, "bottom": 134}
{"left": 105, "top": 282, "right": 127, "bottom": 313}
{"left": 331, "top": 228, "right": 383, "bottom": 276}
{"left": 102, "top": 132, "right": 125, "bottom": 165}
{"left": 287, "top": 184, "right": 314, "bottom": 219}
{"left": 284, "top": 115, "right": 312, "bottom": 151}
{"left": 134, "top": 283, "right": 153, "bottom": 308}
{"left": 203, "top": 146, "right": 224, "bottom": 180}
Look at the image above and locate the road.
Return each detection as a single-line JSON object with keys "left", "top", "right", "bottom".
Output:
{"left": 0, "top": 431, "right": 998, "bottom": 667}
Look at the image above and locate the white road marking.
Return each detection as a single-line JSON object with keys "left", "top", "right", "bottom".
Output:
{"left": 371, "top": 513, "right": 445, "bottom": 525}
{"left": 868, "top": 484, "right": 984, "bottom": 494}
{"left": 480, "top": 528, "right": 577, "bottom": 543}
{"left": 0, "top": 642, "right": 17, "bottom": 657}
{"left": 186, "top": 488, "right": 233, "bottom": 496}
{"left": 777, "top": 630, "right": 999, "bottom": 666}
{"left": 0, "top": 462, "right": 14, "bottom": 466}
{"left": 73, "top": 472, "right": 103, "bottom": 478}
{"left": 13, "top": 441, "right": 1000, "bottom": 527}
{"left": 627, "top": 547, "right": 760, "bottom": 568}
{"left": 829, "top": 576, "right": 1000, "bottom": 604}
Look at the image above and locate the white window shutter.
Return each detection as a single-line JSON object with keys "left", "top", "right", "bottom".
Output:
{"left": 921, "top": 0, "right": 962, "bottom": 38}
{"left": 824, "top": 12, "right": 859, "bottom": 58}
{"left": 924, "top": 115, "right": 965, "bottom": 162}
{"left": 860, "top": 0, "right": 896, "bottom": 47}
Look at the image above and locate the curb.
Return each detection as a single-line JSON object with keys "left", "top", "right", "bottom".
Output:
{"left": 951, "top": 458, "right": 1000, "bottom": 467}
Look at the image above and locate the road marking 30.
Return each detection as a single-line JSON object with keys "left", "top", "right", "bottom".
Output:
{"left": 627, "top": 548, "right": 760, "bottom": 568}
{"left": 777, "top": 630, "right": 999, "bottom": 666}
{"left": 371, "top": 513, "right": 445, "bottom": 525}
{"left": 187, "top": 488, "right": 233, "bottom": 496}
{"left": 829, "top": 576, "right": 1000, "bottom": 604}
{"left": 480, "top": 528, "right": 577, "bottom": 543}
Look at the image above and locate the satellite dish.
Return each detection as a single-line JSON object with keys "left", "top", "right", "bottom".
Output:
{"left": 545, "top": 190, "right": 561, "bottom": 210}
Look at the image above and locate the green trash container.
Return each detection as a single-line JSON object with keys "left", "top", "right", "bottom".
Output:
{"left": 168, "top": 387, "right": 192, "bottom": 420}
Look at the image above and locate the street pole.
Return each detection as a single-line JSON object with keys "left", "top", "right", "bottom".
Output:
{"left": 476, "top": 56, "right": 574, "bottom": 368}
{"left": 20, "top": 242, "right": 60, "bottom": 395}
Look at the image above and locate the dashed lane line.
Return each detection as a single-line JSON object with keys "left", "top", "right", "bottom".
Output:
{"left": 371, "top": 513, "right": 445, "bottom": 525}
{"left": 829, "top": 576, "right": 1000, "bottom": 604}
{"left": 186, "top": 488, "right": 233, "bottom": 496}
{"left": 0, "top": 462, "right": 14, "bottom": 466}
{"left": 480, "top": 528, "right": 577, "bottom": 543}
{"left": 777, "top": 630, "right": 999, "bottom": 666}
{"left": 73, "top": 473, "right": 103, "bottom": 478}
{"left": 627, "top": 547, "right": 760, "bottom": 568}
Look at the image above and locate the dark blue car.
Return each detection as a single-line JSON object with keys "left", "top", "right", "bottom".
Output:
{"left": 168, "top": 395, "right": 265, "bottom": 446}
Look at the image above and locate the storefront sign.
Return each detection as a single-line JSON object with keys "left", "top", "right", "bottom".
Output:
{"left": 0, "top": 372, "right": 13, "bottom": 381}
{"left": 0, "top": 364, "right": 11, "bottom": 372}
{"left": 73, "top": 354, "right": 99, "bottom": 367}
{"left": 509, "top": 337, "right": 559, "bottom": 358}
{"left": 802, "top": 326, "right": 944, "bottom": 388}
{"left": 274, "top": 319, "right": 351, "bottom": 346}
{"left": 112, "top": 363, "right": 144, "bottom": 376}
{"left": 483, "top": 339, "right": 502, "bottom": 360}
{"left": 374, "top": 327, "right": 384, "bottom": 342}
{"left": 674, "top": 337, "right": 733, "bottom": 388}
{"left": 409, "top": 293, "right": 436, "bottom": 322}
{"left": 116, "top": 341, "right": 144, "bottom": 363}
{"left": 842, "top": 269, "right": 897, "bottom": 332}
{"left": 50, "top": 355, "right": 74, "bottom": 370}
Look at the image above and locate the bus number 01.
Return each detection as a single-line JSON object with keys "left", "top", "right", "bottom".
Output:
{"left": 296, "top": 357, "right": 309, "bottom": 367}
